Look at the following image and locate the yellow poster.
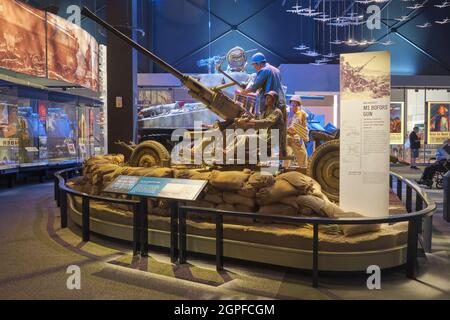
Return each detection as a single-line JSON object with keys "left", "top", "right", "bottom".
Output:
{"left": 427, "top": 102, "right": 450, "bottom": 145}
{"left": 390, "top": 102, "right": 404, "bottom": 145}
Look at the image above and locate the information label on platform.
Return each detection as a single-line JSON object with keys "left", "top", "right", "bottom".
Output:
{"left": 340, "top": 51, "right": 391, "bottom": 217}
{"left": 104, "top": 175, "right": 207, "bottom": 201}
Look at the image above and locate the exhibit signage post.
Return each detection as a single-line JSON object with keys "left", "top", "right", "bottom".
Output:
{"left": 339, "top": 51, "right": 391, "bottom": 217}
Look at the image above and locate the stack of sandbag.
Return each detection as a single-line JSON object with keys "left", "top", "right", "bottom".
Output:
{"left": 77, "top": 155, "right": 381, "bottom": 236}
{"left": 185, "top": 170, "right": 255, "bottom": 224}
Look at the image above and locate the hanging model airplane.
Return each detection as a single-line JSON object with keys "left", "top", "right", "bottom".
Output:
{"left": 395, "top": 16, "right": 410, "bottom": 22}
{"left": 435, "top": 1, "right": 450, "bottom": 8}
{"left": 407, "top": 3, "right": 425, "bottom": 9}
{"left": 314, "top": 14, "right": 331, "bottom": 21}
{"left": 345, "top": 38, "right": 360, "bottom": 46}
{"left": 416, "top": 22, "right": 432, "bottom": 28}
{"left": 323, "top": 52, "right": 337, "bottom": 58}
{"left": 435, "top": 17, "right": 450, "bottom": 24}
{"left": 380, "top": 39, "right": 395, "bottom": 45}
{"left": 365, "top": 38, "right": 378, "bottom": 45}
{"left": 310, "top": 60, "right": 326, "bottom": 66}
{"left": 330, "top": 39, "right": 344, "bottom": 44}
{"left": 293, "top": 44, "right": 309, "bottom": 50}
{"left": 302, "top": 50, "right": 320, "bottom": 57}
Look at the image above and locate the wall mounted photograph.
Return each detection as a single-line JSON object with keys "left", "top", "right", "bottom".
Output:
{"left": 46, "top": 12, "right": 99, "bottom": 92}
{"left": 0, "top": 0, "right": 46, "bottom": 77}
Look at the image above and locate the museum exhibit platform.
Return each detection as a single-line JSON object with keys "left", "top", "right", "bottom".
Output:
{"left": 53, "top": 154, "right": 435, "bottom": 286}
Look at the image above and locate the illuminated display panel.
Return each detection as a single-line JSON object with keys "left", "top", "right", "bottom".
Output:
{"left": 46, "top": 12, "right": 99, "bottom": 92}
{"left": 0, "top": 0, "right": 46, "bottom": 77}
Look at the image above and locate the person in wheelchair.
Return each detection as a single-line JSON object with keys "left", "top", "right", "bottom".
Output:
{"left": 417, "top": 139, "right": 450, "bottom": 187}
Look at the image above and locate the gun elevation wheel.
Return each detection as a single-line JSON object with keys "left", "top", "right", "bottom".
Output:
{"left": 307, "top": 139, "right": 340, "bottom": 202}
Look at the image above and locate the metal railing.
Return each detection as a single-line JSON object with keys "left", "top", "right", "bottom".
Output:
{"left": 54, "top": 167, "right": 436, "bottom": 288}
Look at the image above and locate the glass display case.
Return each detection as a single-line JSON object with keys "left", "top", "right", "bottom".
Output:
{"left": 0, "top": 81, "right": 104, "bottom": 170}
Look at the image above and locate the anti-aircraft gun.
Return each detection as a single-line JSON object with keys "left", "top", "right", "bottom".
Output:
{"left": 81, "top": 7, "right": 341, "bottom": 201}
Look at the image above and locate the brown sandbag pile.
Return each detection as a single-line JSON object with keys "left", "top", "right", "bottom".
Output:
{"left": 77, "top": 155, "right": 382, "bottom": 236}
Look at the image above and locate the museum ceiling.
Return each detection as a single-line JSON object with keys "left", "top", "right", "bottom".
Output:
{"left": 21, "top": 0, "right": 450, "bottom": 75}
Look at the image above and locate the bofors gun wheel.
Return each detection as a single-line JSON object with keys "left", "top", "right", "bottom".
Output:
{"left": 129, "top": 140, "right": 171, "bottom": 168}
{"left": 307, "top": 139, "right": 340, "bottom": 202}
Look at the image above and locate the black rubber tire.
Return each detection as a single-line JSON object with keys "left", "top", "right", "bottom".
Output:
{"left": 307, "top": 139, "right": 340, "bottom": 202}
{"left": 129, "top": 140, "right": 171, "bottom": 168}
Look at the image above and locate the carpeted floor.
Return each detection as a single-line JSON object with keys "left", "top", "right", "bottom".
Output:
{"left": 0, "top": 167, "right": 449, "bottom": 300}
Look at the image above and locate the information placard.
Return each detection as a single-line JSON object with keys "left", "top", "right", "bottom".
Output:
{"left": 104, "top": 175, "right": 207, "bottom": 201}
{"left": 104, "top": 175, "right": 141, "bottom": 194}
{"left": 340, "top": 51, "right": 390, "bottom": 217}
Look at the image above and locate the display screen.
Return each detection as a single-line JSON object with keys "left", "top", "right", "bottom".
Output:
{"left": 0, "top": 0, "right": 46, "bottom": 77}
{"left": 47, "top": 12, "right": 99, "bottom": 92}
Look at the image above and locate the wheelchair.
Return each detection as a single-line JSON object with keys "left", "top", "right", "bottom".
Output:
{"left": 430, "top": 159, "right": 450, "bottom": 189}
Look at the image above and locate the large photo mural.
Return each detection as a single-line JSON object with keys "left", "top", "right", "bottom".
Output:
{"left": 47, "top": 12, "right": 99, "bottom": 92}
{"left": 0, "top": 0, "right": 46, "bottom": 77}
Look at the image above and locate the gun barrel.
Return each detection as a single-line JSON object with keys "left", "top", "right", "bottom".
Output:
{"left": 82, "top": 6, "right": 248, "bottom": 123}
{"left": 81, "top": 7, "right": 185, "bottom": 80}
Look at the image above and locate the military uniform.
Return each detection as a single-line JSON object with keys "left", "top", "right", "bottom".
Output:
{"left": 285, "top": 108, "right": 308, "bottom": 168}
{"left": 247, "top": 63, "right": 286, "bottom": 116}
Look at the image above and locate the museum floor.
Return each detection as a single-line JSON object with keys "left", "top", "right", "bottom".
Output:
{"left": 0, "top": 167, "right": 449, "bottom": 300}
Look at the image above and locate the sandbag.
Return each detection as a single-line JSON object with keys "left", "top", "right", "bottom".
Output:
{"left": 248, "top": 172, "right": 275, "bottom": 189}
{"left": 139, "top": 167, "right": 174, "bottom": 178}
{"left": 216, "top": 203, "right": 235, "bottom": 211}
{"left": 276, "top": 171, "right": 314, "bottom": 194}
{"left": 210, "top": 170, "right": 250, "bottom": 191}
{"left": 279, "top": 196, "right": 300, "bottom": 209}
{"left": 296, "top": 195, "right": 344, "bottom": 218}
{"left": 298, "top": 207, "right": 315, "bottom": 216}
{"left": 223, "top": 192, "right": 255, "bottom": 208}
{"left": 204, "top": 185, "right": 220, "bottom": 194}
{"left": 235, "top": 204, "right": 256, "bottom": 213}
{"left": 190, "top": 171, "right": 213, "bottom": 181}
{"left": 337, "top": 212, "right": 382, "bottom": 236}
{"left": 174, "top": 169, "right": 201, "bottom": 179}
{"left": 204, "top": 192, "right": 223, "bottom": 205}
{"left": 238, "top": 182, "right": 258, "bottom": 198}
{"left": 257, "top": 180, "right": 299, "bottom": 205}
{"left": 307, "top": 180, "right": 329, "bottom": 201}
{"left": 258, "top": 204, "right": 298, "bottom": 216}
{"left": 91, "top": 164, "right": 121, "bottom": 185}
